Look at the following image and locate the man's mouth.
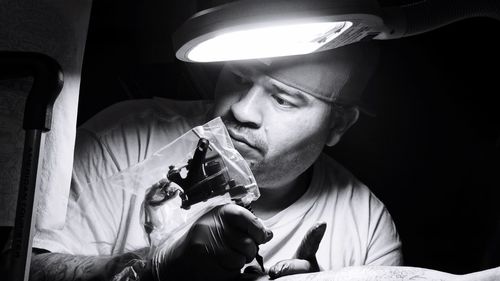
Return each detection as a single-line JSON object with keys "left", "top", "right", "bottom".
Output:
{"left": 227, "top": 128, "right": 260, "bottom": 153}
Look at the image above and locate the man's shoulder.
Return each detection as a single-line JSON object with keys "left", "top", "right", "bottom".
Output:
{"left": 80, "top": 98, "right": 213, "bottom": 136}
{"left": 312, "top": 155, "right": 402, "bottom": 266}
{"left": 73, "top": 98, "right": 214, "bottom": 173}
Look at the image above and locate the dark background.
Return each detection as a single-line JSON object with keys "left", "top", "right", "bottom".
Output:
{"left": 330, "top": 18, "right": 500, "bottom": 273}
{"left": 2, "top": 0, "right": 500, "bottom": 276}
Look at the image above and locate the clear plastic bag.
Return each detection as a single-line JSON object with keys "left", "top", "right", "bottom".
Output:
{"left": 100, "top": 117, "right": 258, "bottom": 254}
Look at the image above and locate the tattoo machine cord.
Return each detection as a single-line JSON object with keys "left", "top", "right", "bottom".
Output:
{"left": 239, "top": 203, "right": 266, "bottom": 273}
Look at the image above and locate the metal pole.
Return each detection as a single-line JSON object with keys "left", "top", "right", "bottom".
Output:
{"left": 9, "top": 130, "right": 45, "bottom": 281}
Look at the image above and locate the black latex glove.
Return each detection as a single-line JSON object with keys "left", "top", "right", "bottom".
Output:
{"left": 156, "top": 204, "right": 273, "bottom": 281}
{"left": 268, "top": 222, "right": 327, "bottom": 279}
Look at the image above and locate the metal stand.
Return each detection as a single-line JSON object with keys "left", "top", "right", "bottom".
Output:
{"left": 0, "top": 52, "right": 64, "bottom": 281}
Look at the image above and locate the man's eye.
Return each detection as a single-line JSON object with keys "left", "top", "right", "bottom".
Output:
{"left": 272, "top": 95, "right": 294, "bottom": 108}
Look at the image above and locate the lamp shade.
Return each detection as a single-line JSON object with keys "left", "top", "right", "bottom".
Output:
{"left": 173, "top": 0, "right": 385, "bottom": 62}
{"left": 173, "top": 0, "right": 500, "bottom": 63}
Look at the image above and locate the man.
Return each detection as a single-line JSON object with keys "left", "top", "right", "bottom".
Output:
{"left": 28, "top": 43, "right": 403, "bottom": 281}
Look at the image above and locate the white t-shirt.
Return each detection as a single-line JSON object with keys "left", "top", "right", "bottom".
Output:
{"left": 33, "top": 98, "right": 402, "bottom": 270}
{"left": 259, "top": 153, "right": 402, "bottom": 270}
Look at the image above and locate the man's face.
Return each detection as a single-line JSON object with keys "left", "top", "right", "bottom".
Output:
{"left": 212, "top": 63, "right": 334, "bottom": 188}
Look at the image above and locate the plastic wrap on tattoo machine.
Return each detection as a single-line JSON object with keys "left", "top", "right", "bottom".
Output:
{"left": 92, "top": 117, "right": 258, "bottom": 251}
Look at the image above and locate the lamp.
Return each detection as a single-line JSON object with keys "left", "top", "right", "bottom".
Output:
{"left": 173, "top": 0, "right": 500, "bottom": 62}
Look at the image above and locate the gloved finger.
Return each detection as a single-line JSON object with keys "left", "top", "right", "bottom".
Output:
{"left": 201, "top": 256, "right": 242, "bottom": 281}
{"left": 295, "top": 222, "right": 327, "bottom": 260}
{"left": 268, "top": 259, "right": 312, "bottom": 279}
{"left": 178, "top": 242, "right": 242, "bottom": 281}
{"left": 220, "top": 204, "right": 273, "bottom": 244}
{"left": 217, "top": 244, "right": 247, "bottom": 271}
{"left": 224, "top": 226, "right": 258, "bottom": 262}
{"left": 243, "top": 264, "right": 264, "bottom": 275}
{"left": 191, "top": 211, "right": 258, "bottom": 263}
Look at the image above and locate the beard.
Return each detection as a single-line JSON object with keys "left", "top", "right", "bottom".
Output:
{"left": 220, "top": 111, "right": 319, "bottom": 188}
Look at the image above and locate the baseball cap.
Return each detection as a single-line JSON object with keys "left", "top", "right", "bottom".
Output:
{"left": 255, "top": 42, "right": 380, "bottom": 115}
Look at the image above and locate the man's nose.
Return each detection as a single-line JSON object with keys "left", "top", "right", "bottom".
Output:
{"left": 230, "top": 85, "right": 264, "bottom": 127}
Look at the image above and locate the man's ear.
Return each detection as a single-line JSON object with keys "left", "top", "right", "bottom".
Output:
{"left": 325, "top": 106, "right": 359, "bottom": 147}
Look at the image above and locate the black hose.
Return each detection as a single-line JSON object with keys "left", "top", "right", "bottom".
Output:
{"left": 380, "top": 0, "right": 500, "bottom": 39}
{"left": 401, "top": 0, "right": 499, "bottom": 37}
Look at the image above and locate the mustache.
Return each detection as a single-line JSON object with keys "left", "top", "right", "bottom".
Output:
{"left": 220, "top": 113, "right": 268, "bottom": 154}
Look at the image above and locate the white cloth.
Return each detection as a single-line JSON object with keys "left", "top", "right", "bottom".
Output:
{"left": 0, "top": 0, "right": 92, "bottom": 228}
{"left": 33, "top": 98, "right": 402, "bottom": 269}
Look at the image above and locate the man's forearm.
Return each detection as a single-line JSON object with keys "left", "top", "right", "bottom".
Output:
{"left": 29, "top": 248, "right": 153, "bottom": 281}
{"left": 267, "top": 266, "right": 458, "bottom": 281}
{"left": 272, "top": 266, "right": 500, "bottom": 281}
{"left": 325, "top": 266, "right": 458, "bottom": 281}
{"left": 459, "top": 267, "right": 500, "bottom": 281}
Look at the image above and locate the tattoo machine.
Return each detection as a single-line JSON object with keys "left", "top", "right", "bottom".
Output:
{"left": 166, "top": 137, "right": 255, "bottom": 209}
{"left": 105, "top": 118, "right": 253, "bottom": 242}
{"left": 164, "top": 137, "right": 266, "bottom": 272}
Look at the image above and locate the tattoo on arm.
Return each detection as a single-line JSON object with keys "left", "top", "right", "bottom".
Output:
{"left": 30, "top": 248, "right": 150, "bottom": 281}
{"left": 30, "top": 252, "right": 110, "bottom": 281}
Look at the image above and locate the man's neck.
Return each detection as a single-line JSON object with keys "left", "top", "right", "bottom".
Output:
{"left": 251, "top": 167, "right": 313, "bottom": 220}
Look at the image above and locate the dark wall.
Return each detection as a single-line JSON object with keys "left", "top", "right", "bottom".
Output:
{"left": 77, "top": 0, "right": 221, "bottom": 125}
{"left": 328, "top": 18, "right": 500, "bottom": 273}
{"left": 72, "top": 0, "right": 500, "bottom": 275}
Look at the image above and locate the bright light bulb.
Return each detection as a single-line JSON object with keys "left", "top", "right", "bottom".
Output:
{"left": 187, "top": 21, "right": 352, "bottom": 62}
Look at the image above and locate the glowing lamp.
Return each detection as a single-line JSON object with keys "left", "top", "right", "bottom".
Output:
{"left": 173, "top": 0, "right": 500, "bottom": 62}
{"left": 173, "top": 0, "right": 385, "bottom": 62}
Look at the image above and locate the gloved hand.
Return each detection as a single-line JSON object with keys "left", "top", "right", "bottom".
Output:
{"left": 268, "top": 222, "right": 327, "bottom": 279}
{"left": 153, "top": 204, "right": 273, "bottom": 281}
